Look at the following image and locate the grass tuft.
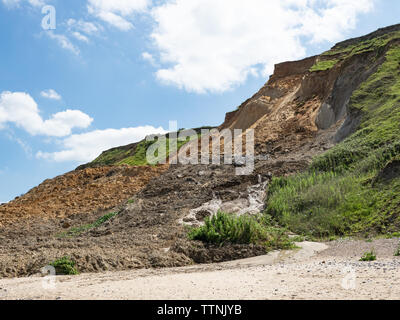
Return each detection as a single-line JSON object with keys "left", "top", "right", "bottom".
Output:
{"left": 188, "top": 212, "right": 294, "bottom": 250}
{"left": 50, "top": 256, "right": 79, "bottom": 275}
{"left": 310, "top": 59, "right": 339, "bottom": 72}
{"left": 57, "top": 211, "right": 120, "bottom": 238}
{"left": 360, "top": 250, "right": 377, "bottom": 262}
{"left": 394, "top": 243, "right": 400, "bottom": 257}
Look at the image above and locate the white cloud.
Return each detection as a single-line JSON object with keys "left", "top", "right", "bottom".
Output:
{"left": 2, "top": 0, "right": 44, "bottom": 8}
{"left": 46, "top": 31, "right": 80, "bottom": 55}
{"left": 148, "top": 0, "right": 374, "bottom": 93}
{"left": 72, "top": 31, "right": 90, "bottom": 43}
{"left": 142, "top": 52, "right": 156, "bottom": 66}
{"left": 67, "top": 19, "right": 100, "bottom": 35}
{"left": 66, "top": 19, "right": 101, "bottom": 43}
{"left": 87, "top": 0, "right": 151, "bottom": 30}
{"left": 37, "top": 125, "right": 168, "bottom": 163}
{"left": 6, "top": 132, "right": 32, "bottom": 157}
{"left": 0, "top": 91, "right": 93, "bottom": 137}
{"left": 40, "top": 89, "right": 62, "bottom": 100}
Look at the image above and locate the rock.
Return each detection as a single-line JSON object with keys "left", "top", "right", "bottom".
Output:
{"left": 62, "top": 221, "right": 71, "bottom": 229}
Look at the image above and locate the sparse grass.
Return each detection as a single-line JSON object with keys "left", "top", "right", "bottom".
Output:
{"left": 86, "top": 129, "right": 206, "bottom": 168}
{"left": 321, "top": 30, "right": 400, "bottom": 60}
{"left": 127, "top": 199, "right": 135, "bottom": 204}
{"left": 91, "top": 148, "right": 131, "bottom": 167}
{"left": 116, "top": 134, "right": 199, "bottom": 166}
{"left": 50, "top": 256, "right": 79, "bottom": 275}
{"left": 265, "top": 43, "right": 400, "bottom": 238}
{"left": 311, "top": 30, "right": 400, "bottom": 72}
{"left": 360, "top": 250, "right": 377, "bottom": 261}
{"left": 117, "top": 140, "right": 156, "bottom": 166}
{"left": 188, "top": 211, "right": 294, "bottom": 251}
{"left": 57, "top": 211, "right": 120, "bottom": 238}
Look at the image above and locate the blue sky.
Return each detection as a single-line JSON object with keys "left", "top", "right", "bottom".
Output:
{"left": 0, "top": 0, "right": 399, "bottom": 203}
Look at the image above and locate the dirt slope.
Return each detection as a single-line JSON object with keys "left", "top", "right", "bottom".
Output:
{"left": 0, "top": 165, "right": 168, "bottom": 227}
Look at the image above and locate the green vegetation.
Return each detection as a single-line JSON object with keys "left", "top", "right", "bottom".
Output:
{"left": 323, "top": 30, "right": 400, "bottom": 58}
{"left": 188, "top": 212, "right": 294, "bottom": 250}
{"left": 87, "top": 132, "right": 201, "bottom": 168}
{"left": 311, "top": 30, "right": 400, "bottom": 72}
{"left": 50, "top": 256, "right": 79, "bottom": 275}
{"left": 265, "top": 43, "right": 400, "bottom": 238}
{"left": 90, "top": 148, "right": 131, "bottom": 167}
{"left": 309, "top": 59, "right": 339, "bottom": 72}
{"left": 58, "top": 211, "right": 120, "bottom": 238}
{"left": 117, "top": 139, "right": 157, "bottom": 166}
{"left": 117, "top": 134, "right": 199, "bottom": 166}
{"left": 360, "top": 251, "right": 377, "bottom": 262}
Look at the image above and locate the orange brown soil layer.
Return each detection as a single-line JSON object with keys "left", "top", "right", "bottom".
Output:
{"left": 0, "top": 165, "right": 168, "bottom": 227}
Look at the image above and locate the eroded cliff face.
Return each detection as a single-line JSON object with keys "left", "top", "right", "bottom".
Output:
{"left": 219, "top": 26, "right": 399, "bottom": 162}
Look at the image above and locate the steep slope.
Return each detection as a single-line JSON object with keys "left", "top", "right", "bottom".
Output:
{"left": 265, "top": 26, "right": 400, "bottom": 237}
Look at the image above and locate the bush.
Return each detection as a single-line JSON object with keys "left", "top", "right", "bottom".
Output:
{"left": 50, "top": 256, "right": 79, "bottom": 275}
{"left": 188, "top": 212, "right": 294, "bottom": 250}
{"left": 394, "top": 243, "right": 400, "bottom": 257}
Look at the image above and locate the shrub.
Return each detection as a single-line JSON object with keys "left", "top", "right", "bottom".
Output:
{"left": 188, "top": 212, "right": 294, "bottom": 250}
{"left": 360, "top": 251, "right": 377, "bottom": 261}
{"left": 394, "top": 243, "right": 400, "bottom": 257}
{"left": 50, "top": 257, "right": 79, "bottom": 275}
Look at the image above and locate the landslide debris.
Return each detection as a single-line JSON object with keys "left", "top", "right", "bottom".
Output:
{"left": 0, "top": 165, "right": 168, "bottom": 227}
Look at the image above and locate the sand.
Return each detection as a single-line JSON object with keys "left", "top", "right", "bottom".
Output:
{"left": 1, "top": 239, "right": 399, "bottom": 300}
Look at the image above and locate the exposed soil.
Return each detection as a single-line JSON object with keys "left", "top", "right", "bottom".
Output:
{"left": 375, "top": 160, "right": 400, "bottom": 184}
{"left": 0, "top": 165, "right": 168, "bottom": 227}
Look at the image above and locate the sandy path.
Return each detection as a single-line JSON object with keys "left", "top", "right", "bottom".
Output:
{"left": 1, "top": 240, "right": 399, "bottom": 300}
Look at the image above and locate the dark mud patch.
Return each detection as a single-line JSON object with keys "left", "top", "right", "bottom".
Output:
{"left": 375, "top": 160, "right": 400, "bottom": 184}
{"left": 171, "top": 239, "right": 267, "bottom": 264}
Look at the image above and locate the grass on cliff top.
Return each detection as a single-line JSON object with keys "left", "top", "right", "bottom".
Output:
{"left": 188, "top": 211, "right": 295, "bottom": 250}
{"left": 89, "top": 134, "right": 199, "bottom": 167}
{"left": 90, "top": 148, "right": 131, "bottom": 167}
{"left": 265, "top": 44, "right": 400, "bottom": 238}
{"left": 57, "top": 211, "right": 120, "bottom": 238}
{"left": 323, "top": 30, "right": 400, "bottom": 58}
{"left": 309, "top": 59, "right": 339, "bottom": 72}
{"left": 310, "top": 30, "right": 400, "bottom": 73}
{"left": 117, "top": 134, "right": 198, "bottom": 166}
